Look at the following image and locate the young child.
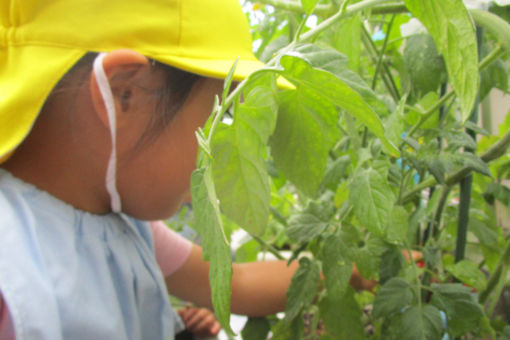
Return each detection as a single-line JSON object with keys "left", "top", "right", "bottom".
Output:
{"left": 0, "top": 1, "right": 374, "bottom": 339}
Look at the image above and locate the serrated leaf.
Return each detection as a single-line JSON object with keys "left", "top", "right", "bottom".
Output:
{"left": 278, "top": 54, "right": 399, "bottom": 155}
{"left": 404, "top": 0, "right": 479, "bottom": 122}
{"left": 284, "top": 257, "right": 321, "bottom": 322}
{"left": 319, "top": 288, "right": 365, "bottom": 340}
{"left": 271, "top": 316, "right": 305, "bottom": 340}
{"left": 430, "top": 283, "right": 484, "bottom": 336}
{"left": 191, "top": 167, "right": 233, "bottom": 335}
{"left": 241, "top": 317, "right": 271, "bottom": 340}
{"left": 387, "top": 205, "right": 409, "bottom": 245}
{"left": 212, "top": 85, "right": 278, "bottom": 235}
{"left": 355, "top": 237, "right": 388, "bottom": 279}
{"left": 349, "top": 168, "right": 395, "bottom": 234}
{"left": 321, "top": 235, "right": 353, "bottom": 300}
{"left": 270, "top": 88, "right": 339, "bottom": 197}
{"left": 384, "top": 96, "right": 406, "bottom": 148}
{"left": 301, "top": 0, "right": 319, "bottom": 14}
{"left": 222, "top": 57, "right": 239, "bottom": 104}
{"left": 373, "top": 278, "right": 415, "bottom": 319}
{"left": 379, "top": 247, "right": 405, "bottom": 285}
{"left": 447, "top": 259, "right": 487, "bottom": 291}
{"left": 323, "top": 14, "right": 362, "bottom": 72}
{"left": 464, "top": 121, "right": 491, "bottom": 137}
{"left": 386, "top": 305, "right": 443, "bottom": 340}
{"left": 425, "top": 157, "right": 447, "bottom": 184}
{"left": 443, "top": 130, "right": 477, "bottom": 151}
{"left": 454, "top": 153, "right": 492, "bottom": 177}
{"left": 286, "top": 199, "right": 334, "bottom": 243}
{"left": 322, "top": 155, "right": 351, "bottom": 191}
{"left": 292, "top": 44, "right": 389, "bottom": 116}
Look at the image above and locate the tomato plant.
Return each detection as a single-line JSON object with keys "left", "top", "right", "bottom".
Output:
{"left": 188, "top": 0, "right": 510, "bottom": 338}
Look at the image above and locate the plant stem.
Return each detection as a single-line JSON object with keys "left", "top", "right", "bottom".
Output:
{"left": 371, "top": 14, "right": 396, "bottom": 89}
{"left": 251, "top": 234, "right": 286, "bottom": 260}
{"left": 255, "top": 0, "right": 406, "bottom": 17}
{"left": 300, "top": 0, "right": 390, "bottom": 42}
{"left": 479, "top": 237, "right": 510, "bottom": 304}
{"left": 431, "top": 186, "right": 452, "bottom": 240}
{"left": 400, "top": 121, "right": 510, "bottom": 205}
{"left": 361, "top": 26, "right": 401, "bottom": 101}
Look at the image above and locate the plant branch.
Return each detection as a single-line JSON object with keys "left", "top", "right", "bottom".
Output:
{"left": 361, "top": 25, "right": 401, "bottom": 101}
{"left": 255, "top": 0, "right": 406, "bottom": 17}
{"left": 479, "top": 237, "right": 510, "bottom": 304}
{"left": 371, "top": 14, "right": 396, "bottom": 89}
{"left": 251, "top": 234, "right": 286, "bottom": 260}
{"left": 400, "top": 122, "right": 510, "bottom": 205}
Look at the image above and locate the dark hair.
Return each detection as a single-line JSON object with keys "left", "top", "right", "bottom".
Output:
{"left": 49, "top": 52, "right": 202, "bottom": 149}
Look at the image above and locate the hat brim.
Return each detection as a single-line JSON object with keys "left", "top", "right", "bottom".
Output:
{"left": 0, "top": 45, "right": 290, "bottom": 160}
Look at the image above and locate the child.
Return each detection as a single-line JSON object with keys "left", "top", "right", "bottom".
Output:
{"left": 0, "top": 1, "right": 374, "bottom": 339}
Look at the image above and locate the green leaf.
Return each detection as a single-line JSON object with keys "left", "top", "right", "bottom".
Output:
{"left": 447, "top": 259, "right": 487, "bottom": 291}
{"left": 286, "top": 198, "right": 335, "bottom": 243}
{"left": 403, "top": 34, "right": 447, "bottom": 97}
{"left": 379, "top": 247, "right": 404, "bottom": 285}
{"left": 471, "top": 9, "right": 510, "bottom": 56}
{"left": 355, "top": 236, "right": 388, "bottom": 279}
{"left": 300, "top": 0, "right": 319, "bottom": 15}
{"left": 284, "top": 257, "right": 321, "bottom": 322}
{"left": 321, "top": 235, "right": 353, "bottom": 300}
{"left": 373, "top": 278, "right": 415, "bottom": 319}
{"left": 278, "top": 54, "right": 399, "bottom": 155}
{"left": 386, "top": 305, "right": 444, "bottom": 340}
{"left": 191, "top": 167, "right": 233, "bottom": 335}
{"left": 319, "top": 288, "right": 365, "bottom": 340}
{"left": 322, "top": 155, "right": 351, "bottom": 192}
{"left": 442, "top": 130, "right": 477, "bottom": 151}
{"left": 222, "top": 57, "right": 239, "bottom": 104}
{"left": 271, "top": 316, "right": 305, "bottom": 340}
{"left": 292, "top": 44, "right": 389, "bottom": 116}
{"left": 430, "top": 283, "right": 484, "bottom": 336}
{"left": 386, "top": 205, "right": 409, "bottom": 245}
{"left": 212, "top": 85, "right": 278, "bottom": 235}
{"left": 349, "top": 168, "right": 395, "bottom": 234}
{"left": 404, "top": 0, "right": 479, "bottom": 122}
{"left": 241, "top": 317, "right": 271, "bottom": 340}
{"left": 270, "top": 88, "right": 339, "bottom": 197}
{"left": 453, "top": 153, "right": 492, "bottom": 177}
{"left": 323, "top": 14, "right": 362, "bottom": 72}
{"left": 384, "top": 96, "right": 406, "bottom": 149}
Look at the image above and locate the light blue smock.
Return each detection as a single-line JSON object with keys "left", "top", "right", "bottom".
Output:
{"left": 0, "top": 169, "right": 176, "bottom": 340}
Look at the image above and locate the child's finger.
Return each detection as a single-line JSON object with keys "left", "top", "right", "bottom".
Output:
{"left": 184, "top": 308, "right": 211, "bottom": 329}
{"left": 188, "top": 312, "right": 221, "bottom": 337}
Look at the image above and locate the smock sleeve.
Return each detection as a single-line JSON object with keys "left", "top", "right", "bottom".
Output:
{"left": 150, "top": 221, "right": 193, "bottom": 277}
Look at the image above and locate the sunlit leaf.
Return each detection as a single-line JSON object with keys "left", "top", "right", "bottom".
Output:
{"left": 278, "top": 54, "right": 399, "bottom": 155}
{"left": 349, "top": 168, "right": 395, "bottom": 234}
{"left": 212, "top": 85, "right": 278, "bottom": 235}
{"left": 404, "top": 0, "right": 479, "bottom": 122}
{"left": 270, "top": 88, "right": 339, "bottom": 197}
{"left": 191, "top": 167, "right": 233, "bottom": 335}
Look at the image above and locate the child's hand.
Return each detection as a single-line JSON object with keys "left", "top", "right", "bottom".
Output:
{"left": 178, "top": 306, "right": 221, "bottom": 338}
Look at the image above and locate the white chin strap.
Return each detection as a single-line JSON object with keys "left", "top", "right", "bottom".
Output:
{"left": 93, "top": 53, "right": 122, "bottom": 213}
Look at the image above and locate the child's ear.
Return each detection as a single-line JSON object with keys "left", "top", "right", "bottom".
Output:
{"left": 89, "top": 49, "right": 150, "bottom": 129}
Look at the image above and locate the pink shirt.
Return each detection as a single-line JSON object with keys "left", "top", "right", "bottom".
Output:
{"left": 0, "top": 221, "right": 192, "bottom": 340}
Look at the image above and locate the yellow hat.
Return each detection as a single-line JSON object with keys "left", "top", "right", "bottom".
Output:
{"left": 0, "top": 0, "right": 265, "bottom": 160}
